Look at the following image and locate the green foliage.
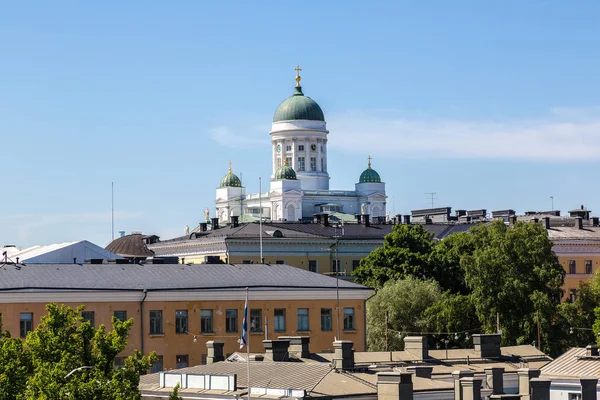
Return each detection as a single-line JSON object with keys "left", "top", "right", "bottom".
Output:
{"left": 422, "top": 294, "right": 479, "bottom": 348}
{"left": 169, "top": 382, "right": 183, "bottom": 400}
{"left": 0, "top": 303, "right": 156, "bottom": 400}
{"left": 366, "top": 277, "right": 442, "bottom": 351}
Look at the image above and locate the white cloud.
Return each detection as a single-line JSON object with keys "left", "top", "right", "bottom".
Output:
{"left": 209, "top": 125, "right": 265, "bottom": 148}
{"left": 326, "top": 108, "right": 600, "bottom": 161}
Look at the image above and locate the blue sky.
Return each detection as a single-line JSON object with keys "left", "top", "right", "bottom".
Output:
{"left": 1, "top": 1, "right": 600, "bottom": 247}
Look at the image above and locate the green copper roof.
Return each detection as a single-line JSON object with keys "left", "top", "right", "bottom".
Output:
{"left": 275, "top": 164, "right": 297, "bottom": 180}
{"left": 359, "top": 159, "right": 381, "bottom": 183}
{"left": 220, "top": 167, "right": 242, "bottom": 188}
{"left": 273, "top": 86, "right": 325, "bottom": 123}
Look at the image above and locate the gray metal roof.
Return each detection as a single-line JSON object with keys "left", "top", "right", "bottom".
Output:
{"left": 542, "top": 347, "right": 600, "bottom": 378}
{"left": 0, "top": 263, "right": 368, "bottom": 292}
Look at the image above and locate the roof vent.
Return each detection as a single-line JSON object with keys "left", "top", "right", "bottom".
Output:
{"left": 586, "top": 345, "right": 599, "bottom": 357}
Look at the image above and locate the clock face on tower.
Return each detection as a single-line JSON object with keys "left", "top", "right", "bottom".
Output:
{"left": 276, "top": 144, "right": 281, "bottom": 153}
{"left": 310, "top": 143, "right": 317, "bottom": 151}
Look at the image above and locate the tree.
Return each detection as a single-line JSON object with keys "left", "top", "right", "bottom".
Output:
{"left": 23, "top": 303, "right": 157, "bottom": 400}
{"left": 0, "top": 331, "right": 31, "bottom": 399}
{"left": 169, "top": 382, "right": 183, "bottom": 400}
{"left": 422, "top": 294, "right": 479, "bottom": 348}
{"left": 366, "top": 277, "right": 442, "bottom": 351}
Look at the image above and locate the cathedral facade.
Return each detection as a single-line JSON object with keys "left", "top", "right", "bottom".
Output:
{"left": 215, "top": 68, "right": 387, "bottom": 223}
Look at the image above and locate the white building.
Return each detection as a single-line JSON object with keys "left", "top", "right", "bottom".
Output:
{"left": 215, "top": 67, "right": 387, "bottom": 223}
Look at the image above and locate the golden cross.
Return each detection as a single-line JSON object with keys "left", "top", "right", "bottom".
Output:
{"left": 228, "top": 160, "right": 232, "bottom": 172}
{"left": 294, "top": 65, "right": 302, "bottom": 87}
{"left": 367, "top": 155, "right": 372, "bottom": 168}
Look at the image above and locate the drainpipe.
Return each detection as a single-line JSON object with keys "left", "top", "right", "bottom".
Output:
{"left": 140, "top": 289, "right": 148, "bottom": 355}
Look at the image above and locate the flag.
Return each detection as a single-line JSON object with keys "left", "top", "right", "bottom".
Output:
{"left": 239, "top": 290, "right": 248, "bottom": 349}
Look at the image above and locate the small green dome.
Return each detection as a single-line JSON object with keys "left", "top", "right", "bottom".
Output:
{"left": 220, "top": 164, "right": 242, "bottom": 187}
{"left": 275, "top": 162, "right": 297, "bottom": 180}
{"left": 359, "top": 157, "right": 381, "bottom": 183}
{"left": 273, "top": 86, "right": 325, "bottom": 123}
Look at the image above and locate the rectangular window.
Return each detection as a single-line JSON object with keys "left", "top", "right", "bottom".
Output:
{"left": 274, "top": 309, "right": 286, "bottom": 332}
{"left": 81, "top": 311, "right": 95, "bottom": 328}
{"left": 308, "top": 260, "right": 318, "bottom": 273}
{"left": 149, "top": 310, "right": 163, "bottom": 335}
{"left": 20, "top": 312, "right": 33, "bottom": 338}
{"left": 298, "top": 145, "right": 304, "bottom": 151}
{"left": 176, "top": 354, "right": 189, "bottom": 369}
{"left": 297, "top": 308, "right": 309, "bottom": 332}
{"left": 352, "top": 260, "right": 361, "bottom": 271}
{"left": 298, "top": 156, "right": 305, "bottom": 171}
{"left": 277, "top": 158, "right": 282, "bottom": 169}
{"left": 321, "top": 308, "right": 332, "bottom": 331}
{"left": 150, "top": 355, "right": 163, "bottom": 373}
{"left": 586, "top": 260, "right": 593, "bottom": 275}
{"left": 114, "top": 310, "right": 127, "bottom": 322}
{"left": 250, "top": 309, "right": 262, "bottom": 332}
{"left": 286, "top": 145, "right": 291, "bottom": 151}
{"left": 332, "top": 259, "right": 341, "bottom": 274}
{"left": 310, "top": 157, "right": 316, "bottom": 171}
{"left": 113, "top": 357, "right": 125, "bottom": 369}
{"left": 175, "top": 310, "right": 188, "bottom": 334}
{"left": 344, "top": 308, "right": 355, "bottom": 331}
{"left": 275, "top": 260, "right": 285, "bottom": 264}
{"left": 226, "top": 309, "right": 238, "bottom": 333}
{"left": 569, "top": 394, "right": 582, "bottom": 400}
{"left": 286, "top": 157, "right": 292, "bottom": 167}
{"left": 201, "top": 309, "right": 213, "bottom": 333}
{"left": 568, "top": 260, "right": 577, "bottom": 274}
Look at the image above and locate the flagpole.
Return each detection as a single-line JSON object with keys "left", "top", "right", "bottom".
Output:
{"left": 246, "top": 287, "right": 251, "bottom": 400}
{"left": 259, "top": 177, "right": 263, "bottom": 263}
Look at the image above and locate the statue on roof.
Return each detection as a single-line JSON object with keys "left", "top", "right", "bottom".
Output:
{"left": 185, "top": 225, "right": 190, "bottom": 236}
{"left": 361, "top": 203, "right": 366, "bottom": 215}
{"left": 204, "top": 207, "right": 210, "bottom": 222}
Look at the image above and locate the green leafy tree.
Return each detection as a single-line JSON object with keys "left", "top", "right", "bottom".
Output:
{"left": 24, "top": 303, "right": 157, "bottom": 400}
{"left": 422, "top": 293, "right": 479, "bottom": 348}
{"left": 0, "top": 331, "right": 32, "bottom": 399}
{"left": 169, "top": 382, "right": 183, "bottom": 400}
{"left": 367, "top": 277, "right": 442, "bottom": 351}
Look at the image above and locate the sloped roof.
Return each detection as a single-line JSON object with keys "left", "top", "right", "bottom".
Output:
{"left": 0, "top": 263, "right": 369, "bottom": 292}
{"left": 541, "top": 347, "right": 600, "bottom": 378}
{"left": 105, "top": 234, "right": 154, "bottom": 257}
{"left": 6, "top": 241, "right": 121, "bottom": 263}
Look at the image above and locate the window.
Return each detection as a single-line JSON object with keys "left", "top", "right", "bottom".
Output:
{"left": 226, "top": 309, "right": 238, "bottom": 333}
{"left": 344, "top": 308, "right": 355, "bottom": 331}
{"left": 352, "top": 260, "right": 361, "bottom": 271}
{"left": 310, "top": 157, "right": 316, "bottom": 171}
{"left": 274, "top": 309, "right": 286, "bottom": 332}
{"left": 149, "top": 310, "right": 163, "bottom": 335}
{"left": 277, "top": 158, "right": 282, "bottom": 168}
{"left": 570, "top": 289, "right": 579, "bottom": 302}
{"left": 114, "top": 311, "right": 127, "bottom": 322}
{"left": 568, "top": 260, "right": 577, "bottom": 274}
{"left": 298, "top": 157, "right": 305, "bottom": 171}
{"left": 150, "top": 356, "right": 163, "bottom": 373}
{"left": 332, "top": 259, "right": 341, "bottom": 274}
{"left": 321, "top": 308, "right": 332, "bottom": 331}
{"left": 275, "top": 260, "right": 285, "bottom": 264}
{"left": 176, "top": 355, "right": 189, "bottom": 369}
{"left": 586, "top": 260, "right": 593, "bottom": 275}
{"left": 114, "top": 357, "right": 125, "bottom": 369}
{"left": 175, "top": 310, "right": 188, "bottom": 334}
{"left": 286, "top": 145, "right": 291, "bottom": 151}
{"left": 298, "top": 145, "right": 304, "bottom": 151}
{"left": 569, "top": 394, "right": 582, "bottom": 400}
{"left": 242, "top": 259, "right": 253, "bottom": 264}
{"left": 201, "top": 310, "right": 213, "bottom": 333}
{"left": 297, "top": 308, "right": 309, "bottom": 331}
{"left": 286, "top": 157, "right": 292, "bottom": 167}
{"left": 250, "top": 309, "right": 262, "bottom": 332}
{"left": 20, "top": 313, "right": 33, "bottom": 338}
{"left": 308, "top": 260, "right": 318, "bottom": 273}
{"left": 81, "top": 311, "right": 95, "bottom": 328}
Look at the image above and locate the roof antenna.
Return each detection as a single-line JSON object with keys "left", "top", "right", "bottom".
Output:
{"left": 111, "top": 182, "right": 115, "bottom": 242}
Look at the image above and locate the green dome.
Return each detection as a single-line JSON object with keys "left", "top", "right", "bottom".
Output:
{"left": 273, "top": 86, "right": 325, "bottom": 123}
{"left": 359, "top": 158, "right": 381, "bottom": 183}
{"left": 275, "top": 163, "right": 297, "bottom": 180}
{"left": 220, "top": 165, "right": 242, "bottom": 187}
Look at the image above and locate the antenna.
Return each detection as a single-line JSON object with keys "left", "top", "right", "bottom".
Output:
{"left": 425, "top": 192, "right": 437, "bottom": 208}
{"left": 111, "top": 182, "right": 114, "bottom": 241}
{"left": 550, "top": 196, "right": 554, "bottom": 211}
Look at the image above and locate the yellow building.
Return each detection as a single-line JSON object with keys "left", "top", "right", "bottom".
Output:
{"left": 0, "top": 262, "right": 371, "bottom": 371}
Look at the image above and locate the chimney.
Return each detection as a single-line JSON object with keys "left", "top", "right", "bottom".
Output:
{"left": 403, "top": 215, "right": 411, "bottom": 225}
{"left": 333, "top": 340, "right": 354, "bottom": 370}
{"left": 531, "top": 217, "right": 539, "bottom": 223}
{"left": 211, "top": 217, "right": 219, "bottom": 230}
{"left": 199, "top": 222, "right": 208, "bottom": 232}
{"left": 484, "top": 367, "right": 504, "bottom": 395}
{"left": 459, "top": 378, "right": 483, "bottom": 400}
{"left": 518, "top": 368, "right": 541, "bottom": 400}
{"left": 406, "top": 366, "right": 433, "bottom": 379}
{"left": 322, "top": 214, "right": 329, "bottom": 227}
{"left": 206, "top": 340, "right": 225, "bottom": 364}
{"left": 231, "top": 215, "right": 239, "bottom": 228}
{"left": 530, "top": 378, "right": 551, "bottom": 400}
{"left": 404, "top": 336, "right": 429, "bottom": 360}
{"left": 542, "top": 217, "right": 550, "bottom": 230}
{"left": 472, "top": 334, "right": 501, "bottom": 358}
{"left": 73, "top": 257, "right": 77, "bottom": 264}
{"left": 278, "top": 336, "right": 310, "bottom": 358}
{"left": 586, "top": 344, "right": 599, "bottom": 357}
{"left": 377, "top": 372, "right": 413, "bottom": 400}
{"left": 452, "top": 371, "right": 475, "bottom": 400}
{"left": 580, "top": 377, "right": 598, "bottom": 400}
{"left": 509, "top": 215, "right": 517, "bottom": 226}
{"left": 314, "top": 214, "right": 322, "bottom": 224}
{"left": 355, "top": 214, "right": 362, "bottom": 224}
{"left": 394, "top": 214, "right": 402, "bottom": 225}
{"left": 363, "top": 214, "right": 371, "bottom": 227}
{"left": 263, "top": 339, "right": 290, "bottom": 362}
{"left": 119, "top": 230, "right": 126, "bottom": 238}
{"left": 15, "top": 257, "right": 19, "bottom": 264}
{"left": 577, "top": 217, "right": 584, "bottom": 230}
{"left": 592, "top": 217, "right": 599, "bottom": 227}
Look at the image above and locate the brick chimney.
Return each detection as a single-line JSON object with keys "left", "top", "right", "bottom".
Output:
{"left": 199, "top": 222, "right": 208, "bottom": 232}
{"left": 278, "top": 336, "right": 310, "bottom": 358}
{"left": 403, "top": 215, "right": 411, "bottom": 225}
{"left": 472, "top": 334, "right": 501, "bottom": 358}
{"left": 206, "top": 340, "right": 224, "bottom": 364}
{"left": 377, "top": 372, "right": 413, "bottom": 400}
{"left": 211, "top": 217, "right": 219, "bottom": 230}
{"left": 576, "top": 216, "right": 584, "bottom": 230}
{"left": 542, "top": 217, "right": 550, "bottom": 230}
{"left": 580, "top": 377, "right": 598, "bottom": 400}
{"left": 586, "top": 344, "right": 599, "bottom": 357}
{"left": 404, "top": 336, "right": 429, "bottom": 360}
{"left": 509, "top": 215, "right": 517, "bottom": 226}
{"left": 333, "top": 340, "right": 354, "bottom": 370}
{"left": 231, "top": 215, "right": 239, "bottom": 228}
{"left": 322, "top": 213, "right": 329, "bottom": 227}
{"left": 529, "top": 378, "right": 551, "bottom": 400}
{"left": 263, "top": 339, "right": 290, "bottom": 361}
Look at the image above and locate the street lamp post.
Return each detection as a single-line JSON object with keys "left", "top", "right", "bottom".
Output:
{"left": 334, "top": 223, "right": 341, "bottom": 340}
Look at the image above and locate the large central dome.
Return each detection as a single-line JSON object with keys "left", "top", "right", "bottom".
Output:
{"left": 273, "top": 86, "right": 325, "bottom": 123}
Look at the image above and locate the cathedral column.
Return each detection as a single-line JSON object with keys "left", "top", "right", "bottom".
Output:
{"left": 322, "top": 139, "right": 328, "bottom": 172}
{"left": 291, "top": 138, "right": 298, "bottom": 170}
{"left": 272, "top": 141, "right": 277, "bottom": 177}
{"left": 317, "top": 138, "right": 322, "bottom": 172}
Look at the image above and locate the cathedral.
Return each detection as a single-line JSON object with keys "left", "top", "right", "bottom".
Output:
{"left": 215, "top": 67, "right": 387, "bottom": 223}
